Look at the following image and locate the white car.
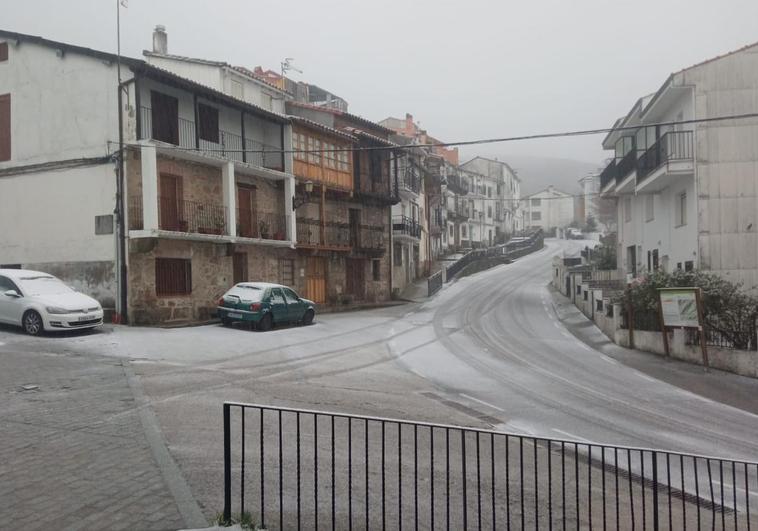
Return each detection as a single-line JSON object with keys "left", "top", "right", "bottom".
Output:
{"left": 0, "top": 269, "right": 104, "bottom": 335}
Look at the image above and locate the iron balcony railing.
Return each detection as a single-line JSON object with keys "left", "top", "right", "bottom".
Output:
{"left": 296, "top": 218, "right": 351, "bottom": 249}
{"left": 139, "top": 106, "right": 284, "bottom": 171}
{"left": 236, "top": 210, "right": 287, "bottom": 240}
{"left": 446, "top": 173, "right": 469, "bottom": 195}
{"left": 355, "top": 225, "right": 385, "bottom": 251}
{"left": 223, "top": 402, "right": 758, "bottom": 530}
{"left": 427, "top": 269, "right": 443, "bottom": 297}
{"left": 400, "top": 168, "right": 422, "bottom": 195}
{"left": 616, "top": 149, "right": 638, "bottom": 184}
{"left": 127, "top": 196, "right": 144, "bottom": 230}
{"left": 637, "top": 130, "right": 694, "bottom": 183}
{"left": 600, "top": 159, "right": 617, "bottom": 190}
{"left": 392, "top": 215, "right": 422, "bottom": 239}
{"left": 158, "top": 196, "right": 228, "bottom": 234}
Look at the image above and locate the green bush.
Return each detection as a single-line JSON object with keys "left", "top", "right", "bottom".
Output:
{"left": 620, "top": 269, "right": 758, "bottom": 347}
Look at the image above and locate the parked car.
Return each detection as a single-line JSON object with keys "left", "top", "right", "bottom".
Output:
{"left": 0, "top": 269, "right": 104, "bottom": 335}
{"left": 217, "top": 282, "right": 316, "bottom": 331}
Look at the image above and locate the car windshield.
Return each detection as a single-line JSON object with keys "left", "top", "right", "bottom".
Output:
{"left": 17, "top": 276, "right": 73, "bottom": 296}
{"left": 224, "top": 284, "right": 265, "bottom": 302}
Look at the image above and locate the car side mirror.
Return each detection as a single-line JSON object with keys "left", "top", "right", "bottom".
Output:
{"left": 3, "top": 289, "right": 21, "bottom": 298}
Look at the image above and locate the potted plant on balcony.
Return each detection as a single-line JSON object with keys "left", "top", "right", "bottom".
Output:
{"left": 258, "top": 220, "right": 270, "bottom": 240}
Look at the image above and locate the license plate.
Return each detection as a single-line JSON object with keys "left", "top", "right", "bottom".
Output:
{"left": 227, "top": 313, "right": 243, "bottom": 319}
{"left": 77, "top": 315, "right": 94, "bottom": 321}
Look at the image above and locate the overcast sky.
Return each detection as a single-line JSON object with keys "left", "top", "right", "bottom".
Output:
{"left": 6, "top": 0, "right": 758, "bottom": 166}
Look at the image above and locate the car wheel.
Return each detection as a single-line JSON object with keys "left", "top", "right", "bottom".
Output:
{"left": 302, "top": 310, "right": 315, "bottom": 326}
{"left": 23, "top": 310, "right": 44, "bottom": 336}
{"left": 257, "top": 314, "right": 273, "bottom": 332}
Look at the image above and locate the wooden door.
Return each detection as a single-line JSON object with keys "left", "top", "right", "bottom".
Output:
{"left": 232, "top": 253, "right": 248, "bottom": 284}
{"left": 237, "top": 185, "right": 257, "bottom": 237}
{"left": 346, "top": 258, "right": 364, "bottom": 300}
{"left": 305, "top": 257, "right": 326, "bottom": 304}
{"left": 159, "top": 174, "right": 183, "bottom": 231}
{"left": 349, "top": 209, "right": 361, "bottom": 248}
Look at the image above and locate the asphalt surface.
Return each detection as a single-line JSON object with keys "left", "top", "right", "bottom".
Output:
{"left": 2, "top": 237, "right": 757, "bottom": 529}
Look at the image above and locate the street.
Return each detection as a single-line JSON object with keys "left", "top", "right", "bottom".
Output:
{"left": 2, "top": 238, "right": 757, "bottom": 529}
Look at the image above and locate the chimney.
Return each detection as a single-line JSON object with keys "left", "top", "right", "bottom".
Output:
{"left": 405, "top": 113, "right": 414, "bottom": 134}
{"left": 152, "top": 25, "right": 167, "bottom": 54}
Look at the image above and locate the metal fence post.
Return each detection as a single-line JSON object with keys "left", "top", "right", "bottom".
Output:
{"left": 652, "top": 452, "right": 659, "bottom": 531}
{"left": 223, "top": 403, "right": 232, "bottom": 524}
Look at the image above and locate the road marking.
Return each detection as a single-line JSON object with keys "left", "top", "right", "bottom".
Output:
{"left": 637, "top": 373, "right": 658, "bottom": 383}
{"left": 552, "top": 428, "right": 589, "bottom": 442}
{"left": 600, "top": 356, "right": 619, "bottom": 365}
{"left": 460, "top": 393, "right": 505, "bottom": 412}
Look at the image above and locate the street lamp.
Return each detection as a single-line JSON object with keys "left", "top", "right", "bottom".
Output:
{"left": 292, "top": 180, "right": 314, "bottom": 209}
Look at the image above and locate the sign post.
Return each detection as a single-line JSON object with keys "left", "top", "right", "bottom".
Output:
{"left": 658, "top": 287, "right": 709, "bottom": 370}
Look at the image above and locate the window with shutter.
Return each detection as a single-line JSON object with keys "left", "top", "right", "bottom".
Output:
{"left": 0, "top": 42, "right": 8, "bottom": 62}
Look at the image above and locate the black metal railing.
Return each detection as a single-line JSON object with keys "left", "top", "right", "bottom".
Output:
{"left": 158, "top": 196, "right": 227, "bottom": 234}
{"left": 222, "top": 402, "right": 758, "bottom": 530}
{"left": 139, "top": 106, "right": 284, "bottom": 171}
{"left": 237, "top": 210, "right": 288, "bottom": 240}
{"left": 685, "top": 324, "right": 758, "bottom": 351}
{"left": 427, "top": 270, "right": 443, "bottom": 297}
{"left": 637, "top": 131, "right": 694, "bottom": 183}
{"left": 616, "top": 149, "right": 638, "bottom": 183}
{"left": 446, "top": 173, "right": 469, "bottom": 195}
{"left": 400, "top": 168, "right": 422, "bottom": 195}
{"left": 392, "top": 216, "right": 421, "bottom": 239}
{"left": 600, "top": 159, "right": 617, "bottom": 190}
{"left": 356, "top": 225, "right": 385, "bottom": 251}
{"left": 296, "top": 218, "right": 350, "bottom": 248}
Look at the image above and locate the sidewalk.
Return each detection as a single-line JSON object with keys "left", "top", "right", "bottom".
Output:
{"left": 549, "top": 285, "right": 758, "bottom": 415}
{"left": 0, "top": 342, "right": 203, "bottom": 530}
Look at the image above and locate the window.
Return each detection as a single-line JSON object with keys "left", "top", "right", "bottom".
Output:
{"left": 283, "top": 288, "right": 299, "bottom": 304}
{"left": 531, "top": 211, "right": 541, "bottom": 221}
{"left": 531, "top": 198, "right": 541, "bottom": 206}
{"left": 372, "top": 259, "right": 381, "bottom": 281}
{"left": 338, "top": 150, "right": 349, "bottom": 172}
{"left": 677, "top": 262, "right": 682, "bottom": 270}
{"left": 155, "top": 258, "right": 191, "bottom": 296}
{"left": 449, "top": 225, "right": 454, "bottom": 237}
{"left": 676, "top": 192, "right": 687, "bottom": 226}
{"left": 95, "top": 215, "right": 114, "bottom": 235}
{"left": 488, "top": 206, "right": 492, "bottom": 218}
{"left": 684, "top": 261, "right": 694, "bottom": 272}
{"left": 0, "top": 275, "right": 20, "bottom": 293}
{"left": 624, "top": 197, "right": 632, "bottom": 222}
{"left": 270, "top": 288, "right": 285, "bottom": 304}
{"left": 279, "top": 259, "right": 294, "bottom": 286}
{"left": 394, "top": 243, "right": 403, "bottom": 266}
{"left": 462, "top": 225, "right": 467, "bottom": 238}
{"left": 0, "top": 42, "right": 7, "bottom": 62}
{"left": 645, "top": 194, "right": 654, "bottom": 222}
{"left": 0, "top": 94, "right": 9, "bottom": 162}
{"left": 293, "top": 133, "right": 307, "bottom": 161}
{"left": 488, "top": 187, "right": 492, "bottom": 198}
{"left": 197, "top": 104, "right": 219, "bottom": 143}
{"left": 150, "top": 91, "right": 179, "bottom": 144}
{"left": 233, "top": 253, "right": 248, "bottom": 284}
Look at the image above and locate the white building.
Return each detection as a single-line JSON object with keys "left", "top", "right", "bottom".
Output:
{"left": 459, "top": 156, "right": 520, "bottom": 241}
{"left": 599, "top": 40, "right": 758, "bottom": 283}
{"left": 522, "top": 186, "right": 575, "bottom": 233}
{"left": 0, "top": 29, "right": 299, "bottom": 324}
{"left": 577, "top": 172, "right": 600, "bottom": 224}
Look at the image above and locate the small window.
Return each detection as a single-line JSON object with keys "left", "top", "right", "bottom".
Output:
{"left": 0, "top": 42, "right": 8, "bottom": 62}
{"left": 684, "top": 260, "right": 694, "bottom": 272}
{"left": 677, "top": 262, "right": 682, "bottom": 270}
{"left": 624, "top": 197, "right": 632, "bottom": 222}
{"left": 531, "top": 211, "right": 541, "bottom": 221}
{"left": 198, "top": 104, "right": 219, "bottom": 143}
{"left": 596, "top": 299, "right": 603, "bottom": 311}
{"left": 393, "top": 243, "right": 402, "bottom": 266}
{"left": 576, "top": 284, "right": 582, "bottom": 295}
{"left": 531, "top": 198, "right": 541, "bottom": 206}
{"left": 583, "top": 290, "right": 588, "bottom": 301}
{"left": 155, "top": 258, "right": 191, "bottom": 296}
{"left": 95, "top": 214, "right": 114, "bottom": 235}
{"left": 372, "top": 259, "right": 381, "bottom": 281}
{"left": 676, "top": 192, "right": 687, "bottom": 226}
{"left": 0, "top": 93, "right": 9, "bottom": 162}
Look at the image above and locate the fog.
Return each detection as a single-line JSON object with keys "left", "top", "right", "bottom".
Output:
{"left": 6, "top": 0, "right": 758, "bottom": 182}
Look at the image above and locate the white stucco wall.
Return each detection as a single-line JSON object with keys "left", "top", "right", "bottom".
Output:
{"left": 0, "top": 38, "right": 122, "bottom": 169}
{"left": 0, "top": 163, "right": 117, "bottom": 264}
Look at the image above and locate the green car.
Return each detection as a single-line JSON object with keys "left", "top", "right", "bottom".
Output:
{"left": 217, "top": 282, "right": 316, "bottom": 331}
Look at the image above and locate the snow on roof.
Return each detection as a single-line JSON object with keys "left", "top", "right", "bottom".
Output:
{"left": 0, "top": 269, "right": 54, "bottom": 279}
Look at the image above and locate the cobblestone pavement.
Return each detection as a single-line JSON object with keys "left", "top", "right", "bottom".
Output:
{"left": 0, "top": 341, "right": 188, "bottom": 531}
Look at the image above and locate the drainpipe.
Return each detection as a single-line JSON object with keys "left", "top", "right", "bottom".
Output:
{"left": 116, "top": 76, "right": 134, "bottom": 323}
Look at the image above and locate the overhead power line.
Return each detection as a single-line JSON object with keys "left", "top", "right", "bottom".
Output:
{"left": 113, "top": 111, "right": 758, "bottom": 156}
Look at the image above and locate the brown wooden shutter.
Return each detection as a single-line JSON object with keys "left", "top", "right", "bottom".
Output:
{"left": 0, "top": 94, "right": 10, "bottom": 162}
{"left": 0, "top": 43, "right": 8, "bottom": 62}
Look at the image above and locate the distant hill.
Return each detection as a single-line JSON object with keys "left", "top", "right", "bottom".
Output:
{"left": 506, "top": 156, "right": 601, "bottom": 196}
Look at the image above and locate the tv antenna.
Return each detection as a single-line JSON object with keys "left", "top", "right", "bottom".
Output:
{"left": 281, "top": 58, "right": 303, "bottom": 77}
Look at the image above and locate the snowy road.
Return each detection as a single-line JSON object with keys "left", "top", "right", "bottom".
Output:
{"left": 2, "top": 238, "right": 757, "bottom": 521}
